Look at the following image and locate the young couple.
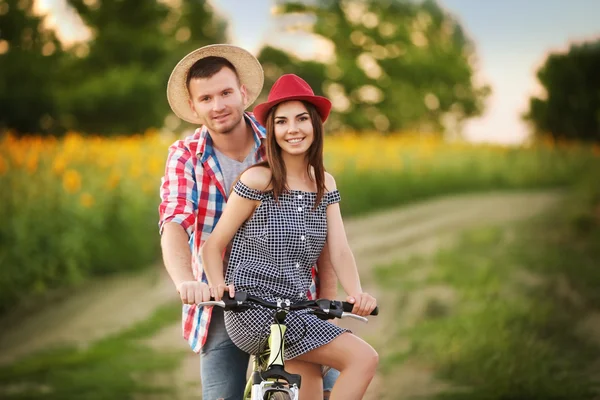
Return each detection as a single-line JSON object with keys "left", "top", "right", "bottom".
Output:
{"left": 159, "top": 44, "right": 378, "bottom": 400}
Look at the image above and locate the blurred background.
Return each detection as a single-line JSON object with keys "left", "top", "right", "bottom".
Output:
{"left": 1, "top": 0, "right": 599, "bottom": 399}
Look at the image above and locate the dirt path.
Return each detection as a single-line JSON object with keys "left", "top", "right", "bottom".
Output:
{"left": 0, "top": 190, "right": 563, "bottom": 399}
{"left": 344, "top": 190, "right": 562, "bottom": 400}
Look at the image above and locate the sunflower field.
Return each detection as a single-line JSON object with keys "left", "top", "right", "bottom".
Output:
{"left": 1, "top": 130, "right": 598, "bottom": 312}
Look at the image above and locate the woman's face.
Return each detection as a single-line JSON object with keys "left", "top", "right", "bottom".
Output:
{"left": 273, "top": 101, "right": 314, "bottom": 157}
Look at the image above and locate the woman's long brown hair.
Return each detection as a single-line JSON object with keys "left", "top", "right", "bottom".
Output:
{"left": 251, "top": 100, "right": 326, "bottom": 210}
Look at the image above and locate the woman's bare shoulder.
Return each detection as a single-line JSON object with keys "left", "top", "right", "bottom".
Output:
{"left": 240, "top": 165, "right": 272, "bottom": 191}
{"left": 324, "top": 171, "right": 337, "bottom": 192}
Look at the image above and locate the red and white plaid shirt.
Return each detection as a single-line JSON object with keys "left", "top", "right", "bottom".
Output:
{"left": 158, "top": 112, "right": 319, "bottom": 352}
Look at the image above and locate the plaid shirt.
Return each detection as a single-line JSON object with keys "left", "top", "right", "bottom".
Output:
{"left": 158, "top": 112, "right": 319, "bottom": 353}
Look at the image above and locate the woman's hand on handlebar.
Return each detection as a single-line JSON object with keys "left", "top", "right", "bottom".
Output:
{"left": 346, "top": 292, "right": 377, "bottom": 317}
{"left": 209, "top": 283, "right": 235, "bottom": 301}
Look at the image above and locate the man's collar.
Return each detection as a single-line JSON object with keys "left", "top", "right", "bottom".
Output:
{"left": 196, "top": 112, "right": 265, "bottom": 161}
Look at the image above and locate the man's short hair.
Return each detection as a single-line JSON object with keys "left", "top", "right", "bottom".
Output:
{"left": 186, "top": 56, "right": 240, "bottom": 90}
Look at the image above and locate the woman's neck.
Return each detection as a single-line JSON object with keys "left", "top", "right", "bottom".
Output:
{"left": 282, "top": 153, "right": 313, "bottom": 189}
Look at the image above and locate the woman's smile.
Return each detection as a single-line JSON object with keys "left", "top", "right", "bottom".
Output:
{"left": 286, "top": 137, "right": 306, "bottom": 145}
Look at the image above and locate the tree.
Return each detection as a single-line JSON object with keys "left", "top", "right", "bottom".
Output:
{"left": 525, "top": 39, "right": 600, "bottom": 143}
{"left": 268, "top": 0, "right": 490, "bottom": 133}
{"left": 58, "top": 0, "right": 227, "bottom": 135}
{"left": 0, "top": 0, "right": 64, "bottom": 134}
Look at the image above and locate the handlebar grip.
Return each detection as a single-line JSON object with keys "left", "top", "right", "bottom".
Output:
{"left": 342, "top": 302, "right": 379, "bottom": 316}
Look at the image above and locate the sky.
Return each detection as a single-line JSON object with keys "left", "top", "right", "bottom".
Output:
{"left": 36, "top": 0, "right": 600, "bottom": 145}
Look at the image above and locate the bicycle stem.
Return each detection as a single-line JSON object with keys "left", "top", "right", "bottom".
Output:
{"left": 267, "top": 323, "right": 287, "bottom": 367}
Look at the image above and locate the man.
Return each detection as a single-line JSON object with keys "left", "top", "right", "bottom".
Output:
{"left": 159, "top": 44, "right": 339, "bottom": 400}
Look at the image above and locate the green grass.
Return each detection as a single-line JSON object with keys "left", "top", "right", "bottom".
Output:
{"left": 374, "top": 180, "right": 600, "bottom": 399}
{"left": 333, "top": 143, "right": 599, "bottom": 217}
{"left": 0, "top": 301, "right": 183, "bottom": 399}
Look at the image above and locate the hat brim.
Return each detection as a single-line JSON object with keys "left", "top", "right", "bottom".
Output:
{"left": 167, "top": 44, "right": 264, "bottom": 124}
{"left": 253, "top": 95, "right": 332, "bottom": 127}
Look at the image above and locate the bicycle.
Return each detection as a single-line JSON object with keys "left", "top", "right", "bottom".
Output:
{"left": 198, "top": 291, "right": 379, "bottom": 400}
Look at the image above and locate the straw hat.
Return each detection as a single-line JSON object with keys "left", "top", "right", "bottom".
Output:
{"left": 167, "top": 44, "right": 264, "bottom": 124}
{"left": 253, "top": 74, "right": 332, "bottom": 127}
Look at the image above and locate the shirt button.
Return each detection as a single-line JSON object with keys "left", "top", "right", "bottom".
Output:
{"left": 300, "top": 235, "right": 305, "bottom": 241}
{"left": 298, "top": 195, "right": 303, "bottom": 199}
{"left": 295, "top": 263, "right": 300, "bottom": 268}
{"left": 299, "top": 293, "right": 304, "bottom": 298}
{"left": 298, "top": 207, "right": 303, "bottom": 212}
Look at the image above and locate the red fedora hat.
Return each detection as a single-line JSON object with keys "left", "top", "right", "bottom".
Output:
{"left": 253, "top": 74, "right": 332, "bottom": 127}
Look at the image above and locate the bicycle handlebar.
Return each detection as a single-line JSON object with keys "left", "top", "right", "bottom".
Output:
{"left": 196, "top": 291, "right": 379, "bottom": 322}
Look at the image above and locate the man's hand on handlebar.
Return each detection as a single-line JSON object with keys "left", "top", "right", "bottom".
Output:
{"left": 177, "top": 281, "right": 211, "bottom": 304}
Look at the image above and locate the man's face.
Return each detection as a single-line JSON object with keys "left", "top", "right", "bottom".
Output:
{"left": 188, "top": 67, "right": 248, "bottom": 134}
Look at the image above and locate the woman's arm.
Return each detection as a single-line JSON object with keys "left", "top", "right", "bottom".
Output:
{"left": 324, "top": 173, "right": 377, "bottom": 316}
{"left": 201, "top": 191, "right": 256, "bottom": 300}
{"left": 200, "top": 167, "right": 271, "bottom": 301}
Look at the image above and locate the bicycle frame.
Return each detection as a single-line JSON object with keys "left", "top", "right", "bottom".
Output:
{"left": 243, "top": 311, "right": 301, "bottom": 400}
{"left": 197, "top": 292, "right": 376, "bottom": 400}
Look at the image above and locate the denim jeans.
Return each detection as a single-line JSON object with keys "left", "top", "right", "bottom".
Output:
{"left": 201, "top": 307, "right": 250, "bottom": 400}
{"left": 200, "top": 307, "right": 340, "bottom": 399}
{"left": 323, "top": 366, "right": 340, "bottom": 392}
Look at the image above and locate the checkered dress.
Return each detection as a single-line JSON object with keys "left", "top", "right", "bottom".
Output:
{"left": 224, "top": 181, "right": 348, "bottom": 359}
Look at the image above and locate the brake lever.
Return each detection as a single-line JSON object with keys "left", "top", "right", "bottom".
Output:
{"left": 316, "top": 298, "right": 333, "bottom": 310}
{"left": 313, "top": 299, "right": 369, "bottom": 323}
{"left": 313, "top": 309, "right": 334, "bottom": 321}
{"left": 201, "top": 291, "right": 250, "bottom": 311}
{"left": 341, "top": 312, "right": 368, "bottom": 323}
{"left": 223, "top": 291, "right": 252, "bottom": 311}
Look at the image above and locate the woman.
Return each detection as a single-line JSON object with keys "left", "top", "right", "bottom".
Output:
{"left": 201, "top": 74, "right": 378, "bottom": 399}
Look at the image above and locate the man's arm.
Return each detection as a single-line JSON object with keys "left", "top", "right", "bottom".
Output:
{"left": 317, "top": 242, "right": 338, "bottom": 300}
{"left": 161, "top": 222, "right": 210, "bottom": 304}
{"left": 161, "top": 222, "right": 194, "bottom": 287}
{"left": 158, "top": 141, "right": 210, "bottom": 304}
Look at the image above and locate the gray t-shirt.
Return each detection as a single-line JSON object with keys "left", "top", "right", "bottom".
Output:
{"left": 213, "top": 147, "right": 257, "bottom": 197}
{"left": 214, "top": 147, "right": 258, "bottom": 268}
